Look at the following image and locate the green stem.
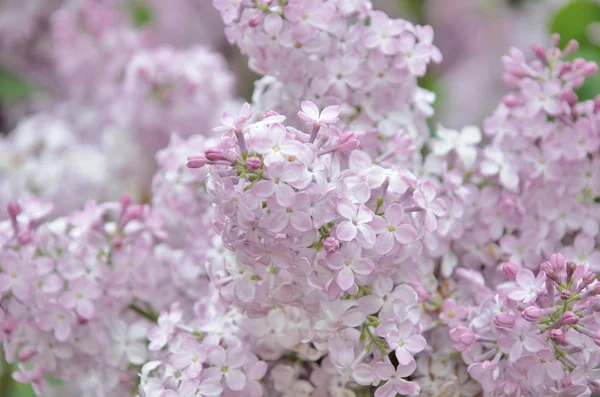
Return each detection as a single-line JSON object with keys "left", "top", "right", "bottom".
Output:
{"left": 129, "top": 304, "right": 159, "bottom": 322}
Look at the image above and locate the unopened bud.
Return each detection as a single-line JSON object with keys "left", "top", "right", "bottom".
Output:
{"left": 503, "top": 262, "right": 519, "bottom": 280}
{"left": 503, "top": 94, "right": 522, "bottom": 108}
{"left": 17, "top": 230, "right": 32, "bottom": 245}
{"left": 407, "top": 281, "right": 429, "bottom": 302}
{"left": 2, "top": 316, "right": 16, "bottom": 334}
{"left": 18, "top": 348, "right": 36, "bottom": 361}
{"left": 564, "top": 39, "right": 580, "bottom": 55}
{"left": 245, "top": 157, "right": 261, "bottom": 170}
{"left": 561, "top": 311, "right": 579, "bottom": 325}
{"left": 582, "top": 270, "right": 596, "bottom": 289}
{"left": 567, "top": 261, "right": 577, "bottom": 281}
{"left": 560, "top": 88, "right": 578, "bottom": 107}
{"left": 522, "top": 306, "right": 542, "bottom": 322}
{"left": 550, "top": 329, "right": 566, "bottom": 345}
{"left": 248, "top": 13, "right": 262, "bottom": 28}
{"left": 323, "top": 237, "right": 340, "bottom": 254}
{"left": 560, "top": 289, "right": 572, "bottom": 301}
{"left": 494, "top": 313, "right": 515, "bottom": 328}
{"left": 187, "top": 155, "right": 208, "bottom": 169}
{"left": 532, "top": 43, "right": 548, "bottom": 64}
{"left": 7, "top": 201, "right": 21, "bottom": 219}
{"left": 205, "top": 148, "right": 225, "bottom": 162}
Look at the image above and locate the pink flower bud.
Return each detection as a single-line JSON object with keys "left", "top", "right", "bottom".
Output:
{"left": 17, "top": 230, "right": 32, "bottom": 245}
{"left": 522, "top": 306, "right": 542, "bottom": 322}
{"left": 449, "top": 326, "right": 475, "bottom": 351}
{"left": 120, "top": 194, "right": 132, "bottom": 210}
{"left": 187, "top": 155, "right": 208, "bottom": 169}
{"left": 323, "top": 237, "right": 340, "bottom": 254}
{"left": 18, "top": 348, "right": 36, "bottom": 361}
{"left": 532, "top": 43, "right": 547, "bottom": 64}
{"left": 550, "top": 329, "right": 566, "bottom": 345}
{"left": 205, "top": 148, "right": 225, "bottom": 162}
{"left": 248, "top": 13, "right": 262, "bottom": 28}
{"left": 551, "top": 33, "right": 561, "bottom": 48}
{"left": 264, "top": 110, "right": 280, "bottom": 118}
{"left": 494, "top": 313, "right": 515, "bottom": 328}
{"left": 246, "top": 157, "right": 262, "bottom": 170}
{"left": 407, "top": 281, "right": 429, "bottom": 302}
{"left": 561, "top": 311, "right": 579, "bottom": 325}
{"left": 582, "top": 61, "right": 599, "bottom": 77}
{"left": 125, "top": 206, "right": 143, "bottom": 223}
{"left": 2, "top": 315, "right": 16, "bottom": 334}
{"left": 540, "top": 261, "right": 557, "bottom": 282}
{"left": 560, "top": 88, "right": 578, "bottom": 107}
{"left": 503, "top": 262, "right": 519, "bottom": 280}
{"left": 567, "top": 261, "right": 577, "bottom": 280}
{"left": 7, "top": 201, "right": 21, "bottom": 219}
{"left": 560, "top": 289, "right": 572, "bottom": 301}
{"left": 502, "top": 94, "right": 522, "bottom": 108}
{"left": 564, "top": 39, "right": 579, "bottom": 55}
{"left": 338, "top": 131, "right": 360, "bottom": 152}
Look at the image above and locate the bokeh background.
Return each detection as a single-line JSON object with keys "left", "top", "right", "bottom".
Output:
{"left": 0, "top": 0, "right": 599, "bottom": 395}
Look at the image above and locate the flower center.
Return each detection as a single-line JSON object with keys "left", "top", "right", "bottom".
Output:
{"left": 221, "top": 366, "right": 229, "bottom": 373}
{"left": 448, "top": 310, "right": 455, "bottom": 318}
{"left": 397, "top": 339, "right": 404, "bottom": 347}
{"left": 192, "top": 355, "right": 199, "bottom": 363}
{"left": 273, "top": 146, "right": 280, "bottom": 152}
{"left": 387, "top": 225, "right": 395, "bottom": 232}
{"left": 10, "top": 272, "right": 17, "bottom": 279}
{"left": 286, "top": 207, "right": 293, "bottom": 213}
{"left": 344, "top": 259, "right": 351, "bottom": 266}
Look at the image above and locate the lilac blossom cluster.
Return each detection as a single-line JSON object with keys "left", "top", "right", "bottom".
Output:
{"left": 1, "top": 0, "right": 235, "bottom": 215}
{"left": 217, "top": 0, "right": 441, "bottom": 156}
{"left": 1, "top": 0, "right": 600, "bottom": 396}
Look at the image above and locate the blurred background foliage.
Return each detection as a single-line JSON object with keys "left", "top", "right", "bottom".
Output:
{"left": 1, "top": 0, "right": 599, "bottom": 395}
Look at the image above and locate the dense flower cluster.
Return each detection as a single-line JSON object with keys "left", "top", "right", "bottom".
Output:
{"left": 1, "top": 0, "right": 600, "bottom": 396}
{"left": 447, "top": 255, "right": 600, "bottom": 395}
{"left": 218, "top": 0, "right": 441, "bottom": 156}
{"left": 0, "top": 0, "right": 236, "bottom": 215}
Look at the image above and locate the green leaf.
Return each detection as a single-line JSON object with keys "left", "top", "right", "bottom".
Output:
{"left": 0, "top": 67, "right": 31, "bottom": 101}
{"left": 128, "top": 0, "right": 153, "bottom": 28}
{"left": 550, "top": 0, "right": 600, "bottom": 47}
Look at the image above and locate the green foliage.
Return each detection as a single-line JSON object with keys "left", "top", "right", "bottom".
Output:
{"left": 128, "top": 0, "right": 154, "bottom": 28}
{"left": 551, "top": 0, "right": 600, "bottom": 100}
{"left": 0, "top": 67, "right": 32, "bottom": 101}
{"left": 551, "top": 0, "right": 600, "bottom": 48}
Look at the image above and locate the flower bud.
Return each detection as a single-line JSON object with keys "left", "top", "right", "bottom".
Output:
{"left": 2, "top": 315, "right": 16, "bottom": 334}
{"left": 246, "top": 157, "right": 262, "bottom": 170}
{"left": 205, "top": 148, "right": 225, "bottom": 162}
{"left": 560, "top": 289, "right": 572, "bottom": 301}
{"left": 503, "top": 262, "right": 519, "bottom": 280}
{"left": 120, "top": 194, "right": 132, "bottom": 210}
{"left": 583, "top": 271, "right": 597, "bottom": 286}
{"left": 187, "top": 155, "right": 208, "bottom": 169}
{"left": 560, "top": 88, "right": 578, "bottom": 107}
{"left": 522, "top": 306, "right": 542, "bottom": 322}
{"left": 564, "top": 39, "right": 580, "bottom": 55}
{"left": 449, "top": 326, "right": 475, "bottom": 347}
{"left": 532, "top": 43, "right": 548, "bottom": 64}
{"left": 561, "top": 311, "right": 579, "bottom": 325}
{"left": 494, "top": 313, "right": 515, "bottom": 328}
{"left": 17, "top": 230, "right": 32, "bottom": 245}
{"left": 407, "top": 281, "right": 429, "bottom": 302}
{"left": 502, "top": 94, "right": 522, "bottom": 108}
{"left": 248, "top": 13, "right": 262, "bottom": 28}
{"left": 540, "top": 261, "right": 557, "bottom": 282}
{"left": 264, "top": 110, "right": 280, "bottom": 118}
{"left": 323, "top": 237, "right": 340, "bottom": 254}
{"left": 567, "top": 261, "right": 577, "bottom": 281}
{"left": 550, "top": 329, "right": 566, "bottom": 345}
{"left": 18, "top": 347, "right": 36, "bottom": 361}
{"left": 7, "top": 201, "right": 21, "bottom": 219}
{"left": 337, "top": 131, "right": 360, "bottom": 152}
